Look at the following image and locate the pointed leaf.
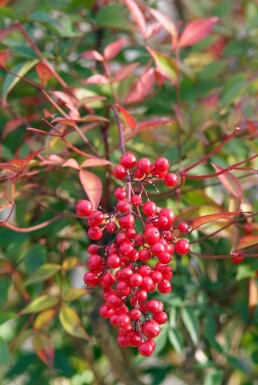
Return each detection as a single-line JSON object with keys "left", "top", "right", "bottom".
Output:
{"left": 62, "top": 159, "right": 80, "bottom": 169}
{"left": 136, "top": 119, "right": 175, "bottom": 134}
{"left": 2, "top": 59, "right": 39, "bottom": 104}
{"left": 125, "top": 68, "right": 155, "bottom": 104}
{"left": 192, "top": 212, "right": 239, "bottom": 231}
{"left": 178, "top": 17, "right": 219, "bottom": 48}
{"left": 32, "top": 332, "right": 54, "bottom": 367}
{"left": 212, "top": 163, "right": 242, "bottom": 201}
{"left": 21, "top": 295, "right": 59, "bottom": 314}
{"left": 124, "top": 0, "right": 146, "bottom": 37}
{"left": 59, "top": 303, "right": 90, "bottom": 340}
{"left": 80, "top": 50, "right": 103, "bottom": 61}
{"left": 0, "top": 25, "right": 18, "bottom": 41}
{"left": 79, "top": 169, "right": 102, "bottom": 210}
{"left": 147, "top": 47, "right": 177, "bottom": 84}
{"left": 113, "top": 62, "right": 139, "bottom": 82}
{"left": 104, "top": 39, "right": 126, "bottom": 61}
{"left": 0, "top": 50, "right": 8, "bottom": 68}
{"left": 168, "top": 329, "right": 184, "bottom": 356}
{"left": 149, "top": 8, "right": 177, "bottom": 38}
{"left": 25, "top": 264, "right": 61, "bottom": 285}
{"left": 84, "top": 74, "right": 109, "bottom": 84}
{"left": 62, "top": 288, "right": 89, "bottom": 302}
{"left": 34, "top": 309, "right": 57, "bottom": 330}
{"left": 81, "top": 158, "right": 112, "bottom": 168}
{"left": 181, "top": 307, "right": 199, "bottom": 346}
{"left": 0, "top": 337, "right": 11, "bottom": 367}
{"left": 0, "top": 0, "right": 10, "bottom": 6}
{"left": 62, "top": 256, "right": 80, "bottom": 270}
{"left": 51, "top": 117, "right": 76, "bottom": 127}
{"left": 236, "top": 235, "right": 258, "bottom": 251}
{"left": 115, "top": 104, "right": 137, "bottom": 130}
{"left": 36, "top": 63, "right": 53, "bottom": 86}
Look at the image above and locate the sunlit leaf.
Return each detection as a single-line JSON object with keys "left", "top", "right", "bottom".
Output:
{"left": 147, "top": 47, "right": 177, "bottom": 84}
{"left": 191, "top": 212, "right": 239, "bottom": 231}
{"left": 36, "top": 63, "right": 53, "bottom": 86}
{"left": 21, "top": 295, "right": 59, "bottom": 314}
{"left": 125, "top": 68, "right": 155, "bottom": 104}
{"left": 124, "top": 0, "right": 146, "bottom": 37}
{"left": 81, "top": 158, "right": 112, "bottom": 168}
{"left": 62, "top": 256, "right": 80, "bottom": 270}
{"left": 62, "top": 288, "right": 89, "bottom": 302}
{"left": 79, "top": 169, "right": 102, "bottom": 210}
{"left": 178, "top": 17, "right": 219, "bottom": 48}
{"left": 32, "top": 332, "right": 54, "bottom": 367}
{"left": 104, "top": 38, "right": 126, "bottom": 61}
{"left": 34, "top": 309, "right": 57, "bottom": 330}
{"left": 62, "top": 159, "right": 80, "bottom": 169}
{"left": 59, "top": 303, "right": 90, "bottom": 340}
{"left": 115, "top": 104, "right": 137, "bottom": 130}
{"left": 211, "top": 163, "right": 242, "bottom": 202}
{"left": 149, "top": 8, "right": 177, "bottom": 38}
{"left": 236, "top": 235, "right": 258, "bottom": 250}
{"left": 80, "top": 50, "right": 103, "bottom": 61}
{"left": 25, "top": 264, "right": 61, "bottom": 285}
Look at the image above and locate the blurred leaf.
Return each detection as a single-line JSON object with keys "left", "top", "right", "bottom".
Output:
{"left": 35, "top": 63, "right": 53, "bottom": 86}
{"left": 59, "top": 303, "right": 90, "bottom": 340}
{"left": 149, "top": 8, "right": 177, "bottom": 38}
{"left": 21, "top": 295, "right": 59, "bottom": 314}
{"left": 25, "top": 244, "right": 47, "bottom": 275}
{"left": 236, "top": 265, "right": 256, "bottom": 281}
{"left": 25, "top": 263, "right": 61, "bottom": 285}
{"left": 79, "top": 169, "right": 102, "bottom": 210}
{"left": 168, "top": 329, "right": 184, "bottom": 356}
{"left": 62, "top": 257, "right": 80, "bottom": 270}
{"left": 34, "top": 309, "right": 57, "bottom": 330}
{"left": 62, "top": 288, "right": 88, "bottom": 302}
{"left": 104, "top": 39, "right": 126, "bottom": 61}
{"left": 115, "top": 103, "right": 137, "bottom": 130}
{"left": 80, "top": 158, "right": 112, "bottom": 168}
{"left": 181, "top": 307, "right": 199, "bottom": 346}
{"left": 0, "top": 336, "right": 11, "bottom": 367}
{"left": 2, "top": 59, "right": 39, "bottom": 103}
{"left": 235, "top": 235, "right": 258, "bottom": 251}
{"left": 124, "top": 0, "right": 146, "bottom": 36}
{"left": 125, "top": 68, "right": 155, "bottom": 104}
{"left": 192, "top": 212, "right": 239, "bottom": 230}
{"left": 204, "top": 369, "right": 223, "bottom": 385}
{"left": 96, "top": 4, "right": 132, "bottom": 31}
{"left": 32, "top": 332, "right": 54, "bottom": 367}
{"left": 211, "top": 163, "right": 242, "bottom": 203}
{"left": 147, "top": 47, "right": 177, "bottom": 84}
{"left": 178, "top": 18, "right": 219, "bottom": 48}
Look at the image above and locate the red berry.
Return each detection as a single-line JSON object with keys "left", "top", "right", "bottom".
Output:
{"left": 119, "top": 214, "right": 135, "bottom": 229}
{"left": 87, "top": 255, "right": 103, "bottom": 272}
{"left": 120, "top": 152, "right": 137, "bottom": 169}
{"left": 88, "top": 210, "right": 104, "bottom": 226}
{"left": 154, "top": 157, "right": 170, "bottom": 172}
{"left": 143, "top": 201, "right": 157, "bottom": 216}
{"left": 175, "top": 239, "right": 190, "bottom": 255}
{"left": 130, "top": 273, "right": 143, "bottom": 287}
{"left": 114, "top": 187, "right": 127, "bottom": 200}
{"left": 130, "top": 308, "right": 142, "bottom": 320}
{"left": 178, "top": 223, "right": 189, "bottom": 232}
{"left": 232, "top": 254, "right": 244, "bottom": 264}
{"left": 151, "top": 242, "right": 165, "bottom": 257}
{"left": 147, "top": 299, "right": 161, "bottom": 313}
{"left": 145, "top": 227, "right": 160, "bottom": 245}
{"left": 159, "top": 208, "right": 175, "bottom": 226}
{"left": 107, "top": 254, "right": 121, "bottom": 268}
{"left": 106, "top": 222, "right": 117, "bottom": 234}
{"left": 141, "top": 276, "right": 155, "bottom": 292}
{"left": 116, "top": 199, "right": 130, "bottom": 213}
{"left": 117, "top": 335, "right": 130, "bottom": 347}
{"left": 99, "top": 273, "right": 115, "bottom": 289}
{"left": 139, "top": 248, "right": 152, "bottom": 262}
{"left": 116, "top": 313, "right": 131, "bottom": 327}
{"left": 106, "top": 294, "right": 123, "bottom": 309}
{"left": 76, "top": 200, "right": 93, "bottom": 217}
{"left": 88, "top": 244, "right": 99, "bottom": 254}
{"left": 131, "top": 195, "right": 142, "bottom": 206}
{"left": 138, "top": 265, "right": 152, "bottom": 276}
{"left": 99, "top": 305, "right": 115, "bottom": 318}
{"left": 130, "top": 332, "right": 142, "bottom": 347}
{"left": 137, "top": 158, "right": 152, "bottom": 174}
{"left": 164, "top": 173, "right": 178, "bottom": 187}
{"left": 88, "top": 226, "right": 102, "bottom": 240}
{"left": 112, "top": 165, "right": 127, "bottom": 179}
{"left": 158, "top": 280, "right": 172, "bottom": 293}
{"left": 138, "top": 341, "right": 154, "bottom": 356}
{"left": 150, "top": 270, "right": 163, "bottom": 283}
{"left": 153, "top": 311, "right": 168, "bottom": 324}
{"left": 143, "top": 321, "right": 160, "bottom": 338}
{"left": 83, "top": 272, "right": 99, "bottom": 287}
{"left": 158, "top": 252, "right": 171, "bottom": 264}
{"left": 116, "top": 280, "right": 131, "bottom": 296}
{"left": 135, "top": 290, "right": 147, "bottom": 301}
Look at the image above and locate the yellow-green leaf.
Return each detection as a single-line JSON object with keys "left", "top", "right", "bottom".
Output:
{"left": 62, "top": 257, "right": 80, "bottom": 270}
{"left": 0, "top": 337, "right": 12, "bottom": 367}
{"left": 62, "top": 288, "right": 89, "bottom": 302}
{"left": 21, "top": 295, "right": 59, "bottom": 314}
{"left": 147, "top": 46, "right": 177, "bottom": 84}
{"left": 34, "top": 309, "right": 57, "bottom": 330}
{"left": 59, "top": 303, "right": 90, "bottom": 340}
{"left": 25, "top": 263, "right": 61, "bottom": 285}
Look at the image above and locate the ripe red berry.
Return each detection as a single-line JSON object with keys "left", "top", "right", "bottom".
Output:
{"left": 99, "top": 305, "right": 116, "bottom": 318}
{"left": 107, "top": 254, "right": 121, "bottom": 268}
{"left": 154, "top": 157, "right": 170, "bottom": 172}
{"left": 116, "top": 280, "right": 131, "bottom": 296}
{"left": 135, "top": 290, "right": 147, "bottom": 302}
{"left": 88, "top": 226, "right": 103, "bottom": 240}
{"left": 117, "top": 335, "right": 130, "bottom": 347}
{"left": 151, "top": 242, "right": 165, "bottom": 257}
{"left": 143, "top": 201, "right": 157, "bottom": 216}
{"left": 131, "top": 195, "right": 142, "bottom": 206}
{"left": 120, "top": 152, "right": 137, "bottom": 169}
{"left": 178, "top": 223, "right": 189, "bottom": 232}
{"left": 130, "top": 332, "right": 142, "bottom": 347}
{"left": 88, "top": 244, "right": 99, "bottom": 254}
{"left": 175, "top": 239, "right": 190, "bottom": 255}
{"left": 88, "top": 210, "right": 104, "bottom": 226}
{"left": 114, "top": 187, "right": 127, "bottom": 200}
{"left": 130, "top": 273, "right": 143, "bottom": 287}
{"left": 87, "top": 255, "right": 103, "bottom": 272}
{"left": 153, "top": 311, "right": 168, "bottom": 324}
{"left": 159, "top": 208, "right": 175, "bottom": 226}
{"left": 232, "top": 254, "right": 244, "bottom": 264}
{"left": 116, "top": 199, "right": 130, "bottom": 213}
{"left": 130, "top": 308, "right": 142, "bottom": 320}
{"left": 83, "top": 272, "right": 99, "bottom": 287}
{"left": 145, "top": 227, "right": 160, "bottom": 245}
{"left": 119, "top": 214, "right": 135, "bottom": 229}
{"left": 112, "top": 165, "right": 127, "bottom": 179}
{"left": 106, "top": 222, "right": 117, "bottom": 234}
{"left": 143, "top": 321, "right": 160, "bottom": 338}
{"left": 141, "top": 276, "right": 155, "bottom": 292}
{"left": 138, "top": 340, "right": 155, "bottom": 356}
{"left": 139, "top": 248, "right": 152, "bottom": 262}
{"left": 164, "top": 173, "right": 178, "bottom": 187}
{"left": 137, "top": 158, "right": 152, "bottom": 174}
{"left": 147, "top": 299, "right": 161, "bottom": 313}
{"left": 158, "top": 280, "right": 172, "bottom": 294}
{"left": 76, "top": 200, "right": 93, "bottom": 217}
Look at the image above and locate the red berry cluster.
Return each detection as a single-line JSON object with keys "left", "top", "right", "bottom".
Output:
{"left": 76, "top": 153, "right": 190, "bottom": 357}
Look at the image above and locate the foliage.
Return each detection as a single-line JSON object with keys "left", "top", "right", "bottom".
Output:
{"left": 0, "top": 0, "right": 258, "bottom": 384}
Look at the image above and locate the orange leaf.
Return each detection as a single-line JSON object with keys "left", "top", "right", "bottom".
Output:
{"left": 33, "top": 332, "right": 54, "bottom": 367}
{"left": 113, "top": 62, "right": 139, "bottom": 82}
{"left": 178, "top": 17, "right": 219, "bottom": 48}
{"left": 125, "top": 68, "right": 155, "bottom": 104}
{"left": 0, "top": 0, "right": 9, "bottom": 6}
{"left": 249, "top": 278, "right": 258, "bottom": 309}
{"left": 79, "top": 169, "right": 102, "bottom": 210}
{"left": 115, "top": 104, "right": 137, "bottom": 130}
{"left": 34, "top": 309, "right": 57, "bottom": 330}
{"left": 236, "top": 235, "right": 258, "bottom": 251}
{"left": 124, "top": 0, "right": 146, "bottom": 37}
{"left": 104, "top": 39, "right": 126, "bottom": 61}
{"left": 136, "top": 119, "right": 175, "bottom": 134}
{"left": 211, "top": 163, "right": 242, "bottom": 203}
{"left": 0, "top": 49, "right": 8, "bottom": 68}
{"left": 62, "top": 159, "right": 80, "bottom": 169}
{"left": 149, "top": 8, "right": 177, "bottom": 38}
{"left": 191, "top": 212, "right": 239, "bottom": 231}
{"left": 36, "top": 63, "right": 53, "bottom": 86}
{"left": 81, "top": 158, "right": 112, "bottom": 168}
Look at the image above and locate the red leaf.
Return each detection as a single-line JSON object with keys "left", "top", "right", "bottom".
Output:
{"left": 149, "top": 8, "right": 177, "bottom": 38}
{"left": 246, "top": 120, "right": 257, "bottom": 136}
{"left": 51, "top": 117, "right": 76, "bottom": 127}
{"left": 136, "top": 119, "right": 175, "bottom": 133}
{"left": 124, "top": 0, "right": 146, "bottom": 37}
{"left": 211, "top": 163, "right": 242, "bottom": 202}
{"left": 0, "top": 0, "right": 9, "bottom": 6}
{"left": 36, "top": 63, "right": 53, "bottom": 86}
{"left": 236, "top": 236, "right": 258, "bottom": 251}
{"left": 104, "top": 39, "right": 126, "bottom": 61}
{"left": 125, "top": 68, "right": 155, "bottom": 104}
{"left": 113, "top": 62, "right": 139, "bottom": 82}
{"left": 178, "top": 17, "right": 219, "bottom": 48}
{"left": 25, "top": 149, "right": 43, "bottom": 162}
{"left": 80, "top": 50, "right": 103, "bottom": 61}
{"left": 115, "top": 104, "right": 137, "bottom": 130}
{"left": 81, "top": 158, "right": 112, "bottom": 168}
{"left": 2, "top": 118, "right": 23, "bottom": 139}
{"left": 191, "top": 212, "right": 239, "bottom": 231}
{"left": 62, "top": 159, "right": 80, "bottom": 169}
{"left": 84, "top": 74, "right": 109, "bottom": 84}
{"left": 33, "top": 332, "right": 54, "bottom": 368}
{"left": 0, "top": 25, "right": 18, "bottom": 42}
{"left": 0, "top": 49, "right": 8, "bottom": 68}
{"left": 79, "top": 170, "right": 102, "bottom": 210}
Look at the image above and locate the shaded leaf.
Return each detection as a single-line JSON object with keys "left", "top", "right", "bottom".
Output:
{"left": 178, "top": 17, "right": 219, "bottom": 48}
{"left": 80, "top": 50, "right": 103, "bottom": 61}
{"left": 115, "top": 104, "right": 137, "bottom": 130}
{"left": 34, "top": 309, "right": 57, "bottom": 330}
{"left": 191, "top": 212, "right": 239, "bottom": 231}
{"left": 25, "top": 264, "right": 61, "bottom": 285}
{"left": 0, "top": 337, "right": 11, "bottom": 367}
{"left": 147, "top": 47, "right": 177, "bottom": 84}
{"left": 32, "top": 332, "right": 54, "bottom": 367}
{"left": 62, "top": 288, "right": 89, "bottom": 302}
{"left": 168, "top": 329, "right": 184, "bottom": 356}
{"left": 236, "top": 235, "right": 258, "bottom": 250}
{"left": 0, "top": 259, "right": 13, "bottom": 274}
{"left": 212, "top": 163, "right": 242, "bottom": 202}
{"left": 124, "top": 0, "right": 146, "bottom": 37}
{"left": 181, "top": 307, "right": 199, "bottom": 346}
{"left": 62, "top": 256, "right": 80, "bottom": 270}
{"left": 104, "top": 39, "right": 126, "bottom": 61}
{"left": 2, "top": 59, "right": 39, "bottom": 104}
{"left": 125, "top": 68, "right": 155, "bottom": 104}
{"left": 36, "top": 63, "right": 53, "bottom": 86}
{"left": 79, "top": 169, "right": 102, "bottom": 210}
{"left": 59, "top": 303, "right": 90, "bottom": 340}
{"left": 81, "top": 158, "right": 112, "bottom": 168}
{"left": 149, "top": 8, "right": 177, "bottom": 38}
{"left": 0, "top": 24, "right": 17, "bottom": 41}
{"left": 21, "top": 295, "right": 59, "bottom": 314}
{"left": 113, "top": 62, "right": 139, "bottom": 82}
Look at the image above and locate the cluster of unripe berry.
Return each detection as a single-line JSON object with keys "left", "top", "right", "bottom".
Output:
{"left": 76, "top": 153, "right": 190, "bottom": 356}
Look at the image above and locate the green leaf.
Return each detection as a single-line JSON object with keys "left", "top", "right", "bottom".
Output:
{"left": 0, "top": 337, "right": 12, "bottom": 367}
{"left": 147, "top": 47, "right": 177, "bottom": 84}
{"left": 62, "top": 288, "right": 89, "bottom": 302}
{"left": 181, "top": 307, "right": 199, "bottom": 346}
{"left": 236, "top": 265, "right": 256, "bottom": 281}
{"left": 204, "top": 369, "right": 223, "bottom": 385}
{"left": 25, "top": 264, "right": 61, "bottom": 285}
{"left": 25, "top": 244, "right": 47, "bottom": 275}
{"left": 2, "top": 59, "right": 39, "bottom": 103}
{"left": 59, "top": 303, "right": 90, "bottom": 340}
{"left": 153, "top": 327, "right": 168, "bottom": 354}
{"left": 96, "top": 4, "right": 133, "bottom": 31}
{"left": 168, "top": 329, "right": 184, "bottom": 356}
{"left": 21, "top": 295, "right": 59, "bottom": 314}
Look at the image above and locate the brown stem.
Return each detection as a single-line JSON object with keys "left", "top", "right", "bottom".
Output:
{"left": 1, "top": 214, "right": 62, "bottom": 233}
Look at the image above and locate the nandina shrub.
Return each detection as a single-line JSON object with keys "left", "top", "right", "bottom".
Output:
{"left": 0, "top": 0, "right": 258, "bottom": 384}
